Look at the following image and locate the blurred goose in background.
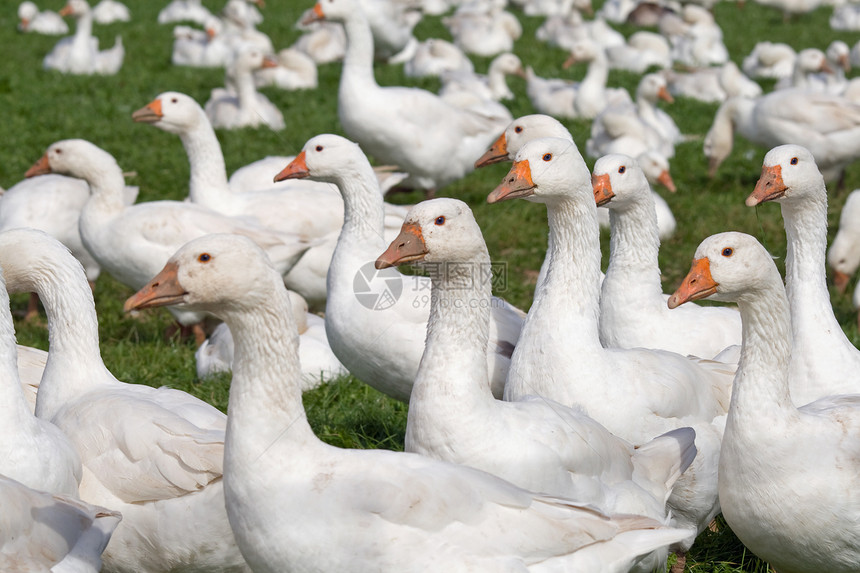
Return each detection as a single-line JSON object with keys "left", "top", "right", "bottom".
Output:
{"left": 170, "top": 16, "right": 232, "bottom": 67}
{"left": 599, "top": 31, "right": 671, "bottom": 74}
{"left": 43, "top": 0, "right": 124, "bottom": 75}
{"left": 752, "top": 0, "right": 823, "bottom": 20}
{"left": 669, "top": 231, "right": 860, "bottom": 573}
{"left": 205, "top": 45, "right": 285, "bottom": 130}
{"left": 562, "top": 39, "right": 632, "bottom": 119}
{"left": 536, "top": 9, "right": 625, "bottom": 52}
{"left": 158, "top": 0, "right": 213, "bottom": 25}
{"left": 742, "top": 41, "right": 796, "bottom": 78}
{"left": 0, "top": 474, "right": 120, "bottom": 573}
{"left": 378, "top": 198, "right": 697, "bottom": 573}
{"left": 704, "top": 90, "right": 860, "bottom": 182}
{"left": 439, "top": 52, "right": 522, "bottom": 103}
{"left": 746, "top": 144, "right": 860, "bottom": 404}
{"left": 359, "top": 0, "right": 423, "bottom": 62}
{"left": 665, "top": 5, "right": 728, "bottom": 68}
{"left": 273, "top": 134, "right": 524, "bottom": 402}
{"left": 831, "top": 2, "right": 860, "bottom": 29}
{"left": 292, "top": 7, "right": 346, "bottom": 63}
{"left": 663, "top": 61, "right": 761, "bottom": 104}
{"left": 91, "top": 0, "right": 129, "bottom": 24}
{"left": 403, "top": 37, "right": 474, "bottom": 78}
{"left": 220, "top": 0, "right": 273, "bottom": 53}
{"left": 26, "top": 139, "right": 310, "bottom": 343}
{"left": 443, "top": 0, "right": 522, "bottom": 57}
{"left": 125, "top": 231, "right": 692, "bottom": 573}
{"left": 593, "top": 154, "right": 741, "bottom": 358}
{"left": 828, "top": 189, "right": 860, "bottom": 311}
{"left": 309, "top": 0, "right": 510, "bottom": 193}
{"left": 0, "top": 228, "right": 250, "bottom": 573}
{"left": 774, "top": 47, "right": 834, "bottom": 91}
{"left": 524, "top": 66, "right": 579, "bottom": 119}
{"left": 196, "top": 290, "right": 347, "bottom": 384}
{"left": 17, "top": 1, "right": 69, "bottom": 34}
{"left": 489, "top": 137, "right": 734, "bottom": 568}
{"left": 253, "top": 47, "right": 318, "bottom": 90}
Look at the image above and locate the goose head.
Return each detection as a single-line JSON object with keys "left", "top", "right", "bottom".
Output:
{"left": 18, "top": 2, "right": 38, "bottom": 28}
{"left": 475, "top": 114, "right": 572, "bottom": 168}
{"left": 637, "top": 73, "right": 673, "bottom": 104}
{"left": 668, "top": 231, "right": 778, "bottom": 308}
{"left": 59, "top": 0, "right": 91, "bottom": 18}
{"left": 488, "top": 136, "right": 590, "bottom": 205}
{"left": 229, "top": 45, "right": 278, "bottom": 73}
{"left": 132, "top": 91, "right": 205, "bottom": 134}
{"left": 794, "top": 48, "right": 833, "bottom": 75}
{"left": 592, "top": 154, "right": 650, "bottom": 210}
{"left": 827, "top": 40, "right": 850, "bottom": 72}
{"left": 25, "top": 139, "right": 119, "bottom": 182}
{"left": 745, "top": 144, "right": 824, "bottom": 207}
{"left": 489, "top": 52, "right": 524, "bottom": 76}
{"left": 124, "top": 234, "right": 281, "bottom": 316}
{"left": 636, "top": 151, "right": 675, "bottom": 192}
{"left": 302, "top": 0, "right": 356, "bottom": 25}
{"left": 375, "top": 198, "right": 483, "bottom": 269}
{"left": 274, "top": 133, "right": 366, "bottom": 184}
{"left": 562, "top": 39, "right": 599, "bottom": 69}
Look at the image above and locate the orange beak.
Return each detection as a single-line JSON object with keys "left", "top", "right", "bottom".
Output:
{"left": 262, "top": 56, "right": 279, "bottom": 69}
{"left": 657, "top": 169, "right": 676, "bottom": 192}
{"left": 833, "top": 269, "right": 852, "bottom": 294}
{"left": 657, "top": 86, "right": 674, "bottom": 104}
{"left": 301, "top": 3, "right": 325, "bottom": 25}
{"left": 123, "top": 261, "right": 187, "bottom": 312}
{"left": 206, "top": 27, "right": 217, "bottom": 39}
{"left": 58, "top": 3, "right": 73, "bottom": 17}
{"left": 475, "top": 133, "right": 509, "bottom": 168}
{"left": 592, "top": 173, "right": 614, "bottom": 207}
{"left": 668, "top": 257, "right": 718, "bottom": 309}
{"left": 25, "top": 154, "right": 52, "bottom": 178}
{"left": 273, "top": 151, "right": 309, "bottom": 182}
{"left": 131, "top": 98, "right": 163, "bottom": 123}
{"left": 562, "top": 53, "right": 577, "bottom": 69}
{"left": 746, "top": 164, "right": 786, "bottom": 207}
{"left": 488, "top": 159, "right": 536, "bottom": 203}
{"left": 375, "top": 222, "right": 428, "bottom": 269}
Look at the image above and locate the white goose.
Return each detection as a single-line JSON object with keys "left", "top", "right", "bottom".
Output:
{"left": 828, "top": 188, "right": 860, "bottom": 299}
{"left": 439, "top": 52, "right": 523, "bottom": 103}
{"left": 26, "top": 139, "right": 310, "bottom": 342}
{"left": 669, "top": 231, "right": 860, "bottom": 573}
{"left": 91, "top": 0, "right": 129, "bottom": 24}
{"left": 524, "top": 66, "right": 579, "bottom": 119}
{"left": 745, "top": 144, "right": 860, "bottom": 404}
{"left": 253, "top": 47, "right": 318, "bottom": 90}
{"left": 774, "top": 48, "right": 834, "bottom": 91}
{"left": 377, "top": 198, "right": 697, "bottom": 572}
{"left": 0, "top": 228, "right": 249, "bottom": 573}
{"left": 0, "top": 474, "right": 120, "bottom": 573}
{"left": 195, "top": 290, "right": 347, "bottom": 386}
{"left": 703, "top": 90, "right": 860, "bottom": 182}
{"left": 443, "top": 0, "right": 522, "bottom": 57}
{"left": 489, "top": 137, "right": 734, "bottom": 565}
{"left": 158, "top": 0, "right": 213, "bottom": 25}
{"left": 309, "top": 0, "right": 509, "bottom": 192}
{"left": 562, "top": 39, "right": 632, "bottom": 119}
{"left": 291, "top": 10, "right": 346, "bottom": 64}
{"left": 0, "top": 261, "right": 81, "bottom": 497}
{"left": 273, "top": 133, "right": 524, "bottom": 402}
{"left": 741, "top": 41, "right": 796, "bottom": 79}
{"left": 43, "top": 0, "right": 124, "bottom": 75}
{"left": 402, "top": 38, "right": 474, "bottom": 78}
{"left": 663, "top": 61, "right": 762, "bottom": 104}
{"left": 18, "top": 1, "right": 69, "bottom": 34}
{"left": 593, "top": 153, "right": 741, "bottom": 358}
{"left": 205, "top": 46, "right": 285, "bottom": 130}
{"left": 125, "top": 232, "right": 692, "bottom": 573}
{"left": 170, "top": 17, "right": 232, "bottom": 67}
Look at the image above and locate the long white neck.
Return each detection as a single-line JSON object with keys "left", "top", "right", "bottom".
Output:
{"left": 332, "top": 162, "right": 387, "bottom": 253}
{"left": 339, "top": 11, "right": 379, "bottom": 97}
{"left": 577, "top": 51, "right": 609, "bottom": 115}
{"left": 726, "top": 97, "right": 757, "bottom": 143}
{"left": 0, "top": 287, "right": 34, "bottom": 433}
{"left": 487, "top": 61, "right": 513, "bottom": 100}
{"left": 16, "top": 252, "right": 114, "bottom": 421}
{"left": 528, "top": 195, "right": 603, "bottom": 346}
{"left": 224, "top": 275, "right": 320, "bottom": 465}
{"left": 234, "top": 66, "right": 259, "bottom": 113}
{"left": 728, "top": 279, "right": 796, "bottom": 438}
{"left": 178, "top": 112, "right": 233, "bottom": 205}
{"left": 77, "top": 160, "right": 128, "bottom": 213}
{"left": 603, "top": 192, "right": 662, "bottom": 296}
{"left": 72, "top": 10, "right": 93, "bottom": 49}
{"left": 409, "top": 250, "right": 494, "bottom": 414}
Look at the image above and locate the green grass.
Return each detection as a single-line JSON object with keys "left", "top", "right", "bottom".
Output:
{"left": 2, "top": 1, "right": 860, "bottom": 571}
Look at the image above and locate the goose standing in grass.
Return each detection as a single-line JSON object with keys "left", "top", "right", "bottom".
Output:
{"left": 0, "top": 263, "right": 81, "bottom": 497}
{"left": 0, "top": 228, "right": 250, "bottom": 573}
{"left": 43, "top": 0, "right": 124, "bottom": 75}
{"left": 593, "top": 153, "right": 741, "bottom": 358}
{"left": 273, "top": 134, "right": 524, "bottom": 402}
{"left": 125, "top": 231, "right": 692, "bottom": 573}
{"left": 703, "top": 90, "right": 860, "bottom": 182}
{"left": 307, "top": 0, "right": 509, "bottom": 193}
{"left": 746, "top": 144, "right": 860, "bottom": 404}
{"left": 489, "top": 137, "right": 734, "bottom": 569}
{"left": 205, "top": 45, "right": 285, "bottom": 130}
{"left": 377, "top": 198, "right": 698, "bottom": 573}
{"left": 26, "top": 139, "right": 310, "bottom": 343}
{"left": 0, "top": 474, "right": 120, "bottom": 573}
{"left": 669, "top": 231, "right": 860, "bottom": 573}
{"left": 17, "top": 1, "right": 69, "bottom": 34}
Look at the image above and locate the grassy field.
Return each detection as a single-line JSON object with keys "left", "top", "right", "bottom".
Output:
{"left": 3, "top": 0, "right": 860, "bottom": 570}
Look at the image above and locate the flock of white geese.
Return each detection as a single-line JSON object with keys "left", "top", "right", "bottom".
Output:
{"left": 6, "top": 0, "right": 860, "bottom": 571}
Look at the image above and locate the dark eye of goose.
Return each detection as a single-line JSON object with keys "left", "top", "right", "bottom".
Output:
{"left": 171, "top": 98, "right": 178, "bottom": 103}
{"left": 618, "top": 166, "right": 626, "bottom": 174}
{"left": 315, "top": 145, "right": 323, "bottom": 152}
{"left": 435, "top": 216, "right": 445, "bottom": 226}
{"left": 542, "top": 153, "right": 552, "bottom": 161}
{"left": 55, "top": 148, "right": 62, "bottom": 154}
{"left": 722, "top": 248, "right": 733, "bottom": 257}
{"left": 790, "top": 157, "right": 798, "bottom": 165}
{"left": 514, "top": 126, "right": 523, "bottom": 133}
{"left": 198, "top": 253, "right": 212, "bottom": 263}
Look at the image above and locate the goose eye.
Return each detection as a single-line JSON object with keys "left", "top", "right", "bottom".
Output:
{"left": 790, "top": 157, "right": 798, "bottom": 165}
{"left": 542, "top": 153, "right": 552, "bottom": 162}
{"left": 171, "top": 98, "right": 178, "bottom": 103}
{"left": 315, "top": 145, "right": 323, "bottom": 152}
{"left": 514, "top": 126, "right": 523, "bottom": 133}
{"left": 198, "top": 253, "right": 212, "bottom": 263}
{"left": 722, "top": 248, "right": 733, "bottom": 257}
{"left": 55, "top": 148, "right": 62, "bottom": 154}
{"left": 435, "top": 216, "right": 445, "bottom": 226}
{"left": 618, "top": 166, "right": 626, "bottom": 174}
